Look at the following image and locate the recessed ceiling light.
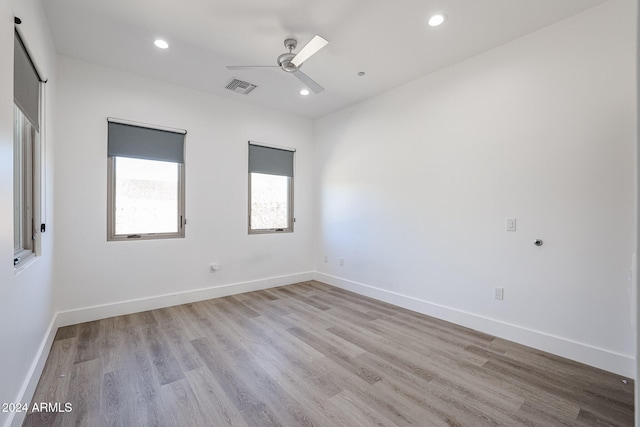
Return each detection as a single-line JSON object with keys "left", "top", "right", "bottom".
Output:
{"left": 300, "top": 89, "right": 310, "bottom": 96}
{"left": 357, "top": 71, "right": 366, "bottom": 77}
{"left": 154, "top": 39, "right": 169, "bottom": 49}
{"left": 428, "top": 14, "right": 447, "bottom": 27}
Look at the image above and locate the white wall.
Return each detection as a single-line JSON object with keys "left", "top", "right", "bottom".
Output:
{"left": 0, "top": 0, "right": 57, "bottom": 426}
{"left": 314, "top": 0, "right": 637, "bottom": 376}
{"left": 53, "top": 57, "right": 314, "bottom": 317}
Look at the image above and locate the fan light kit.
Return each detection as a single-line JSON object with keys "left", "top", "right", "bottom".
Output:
{"left": 428, "top": 14, "right": 447, "bottom": 27}
{"left": 154, "top": 39, "right": 169, "bottom": 49}
{"left": 227, "top": 35, "right": 329, "bottom": 94}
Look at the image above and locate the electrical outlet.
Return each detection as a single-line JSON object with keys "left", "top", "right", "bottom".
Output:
{"left": 339, "top": 258, "right": 344, "bottom": 267}
{"left": 506, "top": 218, "right": 516, "bottom": 232}
{"left": 494, "top": 287, "right": 504, "bottom": 300}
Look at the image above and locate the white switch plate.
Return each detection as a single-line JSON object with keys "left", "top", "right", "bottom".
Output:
{"left": 506, "top": 218, "right": 516, "bottom": 232}
{"left": 494, "top": 287, "right": 504, "bottom": 300}
{"left": 339, "top": 258, "right": 344, "bottom": 266}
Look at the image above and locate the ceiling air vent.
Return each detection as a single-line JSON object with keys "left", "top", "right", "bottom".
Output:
{"left": 225, "top": 78, "right": 257, "bottom": 95}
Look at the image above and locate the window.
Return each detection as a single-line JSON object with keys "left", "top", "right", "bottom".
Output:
{"left": 248, "top": 142, "right": 294, "bottom": 233}
{"left": 14, "top": 30, "right": 42, "bottom": 268}
{"left": 107, "top": 120, "right": 186, "bottom": 241}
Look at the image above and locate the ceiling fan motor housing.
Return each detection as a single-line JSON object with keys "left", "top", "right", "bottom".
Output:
{"left": 277, "top": 52, "right": 297, "bottom": 72}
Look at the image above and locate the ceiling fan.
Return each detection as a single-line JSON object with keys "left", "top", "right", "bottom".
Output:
{"left": 227, "top": 35, "right": 329, "bottom": 94}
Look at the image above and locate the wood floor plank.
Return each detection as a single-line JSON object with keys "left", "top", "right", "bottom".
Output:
{"left": 22, "top": 411, "right": 62, "bottom": 427}
{"left": 286, "top": 313, "right": 367, "bottom": 358}
{"left": 100, "top": 370, "right": 131, "bottom": 427}
{"left": 157, "top": 378, "right": 209, "bottom": 427}
{"left": 248, "top": 314, "right": 326, "bottom": 362}
{"left": 197, "top": 304, "right": 326, "bottom": 427}
{"left": 170, "top": 304, "right": 208, "bottom": 340}
{"left": 25, "top": 281, "right": 634, "bottom": 427}
{"left": 121, "top": 327, "right": 160, "bottom": 426}
{"left": 233, "top": 291, "right": 292, "bottom": 318}
{"left": 287, "top": 326, "right": 381, "bottom": 385}
{"left": 378, "top": 311, "right": 498, "bottom": 353}
{"left": 365, "top": 318, "right": 490, "bottom": 367}
{"left": 29, "top": 338, "right": 77, "bottom": 406}
{"left": 101, "top": 318, "right": 129, "bottom": 374}
{"left": 141, "top": 325, "right": 184, "bottom": 386}
{"left": 517, "top": 401, "right": 583, "bottom": 427}
{"left": 73, "top": 321, "right": 102, "bottom": 364}
{"left": 157, "top": 321, "right": 202, "bottom": 373}
{"left": 324, "top": 288, "right": 403, "bottom": 317}
{"left": 190, "top": 337, "right": 285, "bottom": 427}
{"left": 250, "top": 349, "right": 352, "bottom": 426}
{"left": 426, "top": 377, "right": 532, "bottom": 426}
{"left": 417, "top": 347, "right": 527, "bottom": 412}
{"left": 314, "top": 292, "right": 385, "bottom": 320}
{"left": 353, "top": 352, "right": 467, "bottom": 426}
{"left": 53, "top": 325, "right": 76, "bottom": 341}
{"left": 325, "top": 324, "right": 439, "bottom": 385}
{"left": 271, "top": 286, "right": 333, "bottom": 311}
{"left": 328, "top": 390, "right": 399, "bottom": 427}
{"left": 247, "top": 317, "right": 343, "bottom": 398}
{"left": 64, "top": 358, "right": 102, "bottom": 426}
{"left": 183, "top": 368, "right": 249, "bottom": 427}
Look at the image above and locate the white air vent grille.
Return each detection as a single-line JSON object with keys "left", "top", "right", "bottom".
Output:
{"left": 225, "top": 79, "right": 257, "bottom": 95}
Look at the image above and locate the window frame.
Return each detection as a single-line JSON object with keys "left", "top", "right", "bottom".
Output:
{"left": 13, "top": 105, "right": 39, "bottom": 267}
{"left": 106, "top": 120, "right": 186, "bottom": 242}
{"left": 247, "top": 142, "right": 295, "bottom": 235}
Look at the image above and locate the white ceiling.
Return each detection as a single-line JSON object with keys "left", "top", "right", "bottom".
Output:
{"left": 41, "top": 0, "right": 607, "bottom": 119}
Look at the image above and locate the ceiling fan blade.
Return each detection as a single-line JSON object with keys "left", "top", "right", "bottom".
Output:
{"left": 226, "top": 65, "right": 280, "bottom": 70}
{"left": 292, "top": 70, "right": 324, "bottom": 94}
{"left": 291, "top": 35, "right": 329, "bottom": 67}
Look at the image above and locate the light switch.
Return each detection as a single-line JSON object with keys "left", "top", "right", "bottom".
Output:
{"left": 506, "top": 218, "right": 516, "bottom": 232}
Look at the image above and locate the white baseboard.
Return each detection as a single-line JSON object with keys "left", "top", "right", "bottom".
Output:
{"left": 57, "top": 272, "right": 314, "bottom": 327}
{"left": 8, "top": 316, "right": 59, "bottom": 427}
{"left": 314, "top": 272, "right": 635, "bottom": 378}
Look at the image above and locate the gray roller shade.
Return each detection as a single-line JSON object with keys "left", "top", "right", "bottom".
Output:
{"left": 249, "top": 143, "right": 294, "bottom": 177}
{"left": 108, "top": 122, "right": 185, "bottom": 163}
{"left": 14, "top": 31, "right": 40, "bottom": 131}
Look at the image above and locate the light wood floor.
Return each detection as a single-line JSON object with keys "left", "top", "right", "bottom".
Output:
{"left": 25, "top": 281, "right": 634, "bottom": 426}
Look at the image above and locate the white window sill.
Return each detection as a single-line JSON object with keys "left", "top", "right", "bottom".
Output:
{"left": 14, "top": 254, "right": 38, "bottom": 276}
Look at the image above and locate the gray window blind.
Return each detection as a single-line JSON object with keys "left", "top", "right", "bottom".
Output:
{"left": 108, "top": 121, "right": 185, "bottom": 163}
{"left": 14, "top": 31, "right": 40, "bottom": 131}
{"left": 249, "top": 143, "right": 294, "bottom": 177}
